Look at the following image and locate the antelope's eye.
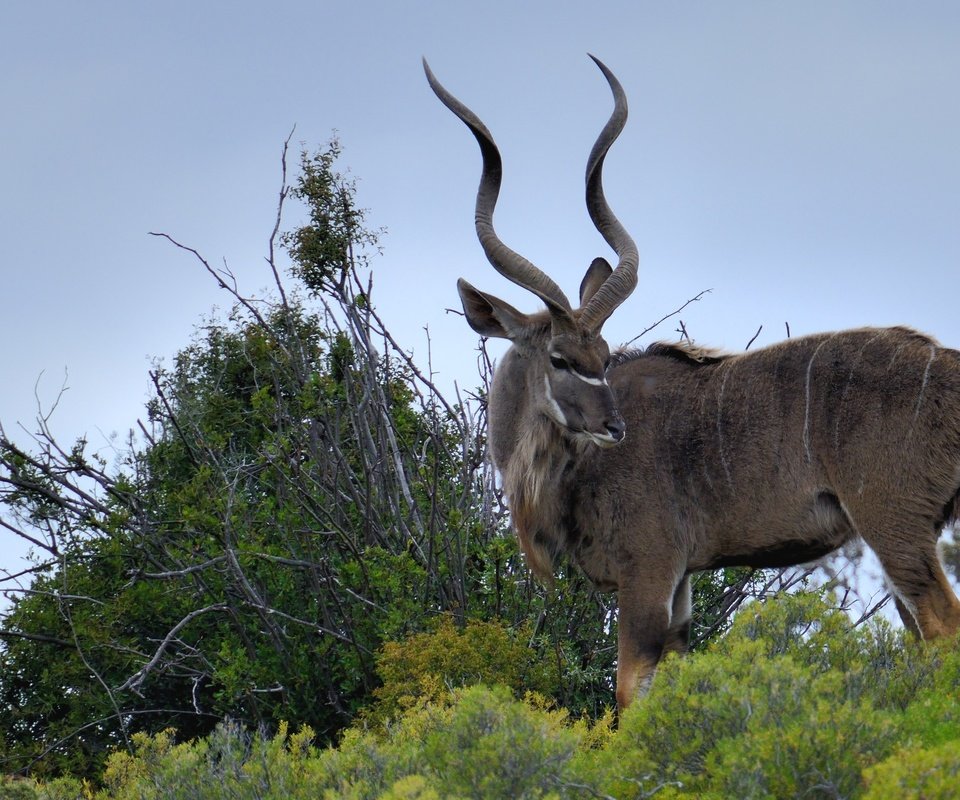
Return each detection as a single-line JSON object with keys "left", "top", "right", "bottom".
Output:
{"left": 549, "top": 354, "right": 569, "bottom": 371}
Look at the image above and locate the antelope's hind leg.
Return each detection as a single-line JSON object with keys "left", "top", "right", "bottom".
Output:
{"left": 892, "top": 595, "right": 923, "bottom": 639}
{"left": 870, "top": 526, "right": 960, "bottom": 640}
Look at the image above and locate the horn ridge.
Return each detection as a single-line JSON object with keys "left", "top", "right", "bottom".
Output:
{"left": 423, "top": 59, "right": 572, "bottom": 313}
{"left": 580, "top": 55, "right": 639, "bottom": 332}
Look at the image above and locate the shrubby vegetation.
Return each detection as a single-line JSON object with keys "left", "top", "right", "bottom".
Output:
{"left": 2, "top": 138, "right": 957, "bottom": 793}
{"left": 4, "top": 593, "right": 960, "bottom": 799}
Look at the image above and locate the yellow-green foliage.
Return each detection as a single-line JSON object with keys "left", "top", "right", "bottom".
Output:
{"left": 93, "top": 722, "right": 325, "bottom": 800}
{"left": 862, "top": 740, "right": 960, "bottom": 799}
{"left": 11, "top": 593, "right": 960, "bottom": 799}
{"left": 376, "top": 775, "right": 439, "bottom": 800}
{"left": 364, "top": 616, "right": 558, "bottom": 728}
{"left": 590, "top": 647, "right": 894, "bottom": 798}
{"left": 0, "top": 777, "right": 40, "bottom": 800}
{"left": 331, "top": 684, "right": 584, "bottom": 799}
{"left": 897, "top": 643, "right": 960, "bottom": 748}
{"left": 580, "top": 592, "right": 949, "bottom": 799}
{"left": 0, "top": 776, "right": 87, "bottom": 800}
{"left": 55, "top": 686, "right": 583, "bottom": 799}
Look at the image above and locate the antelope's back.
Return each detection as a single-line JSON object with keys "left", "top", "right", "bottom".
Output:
{"left": 603, "top": 327, "right": 960, "bottom": 554}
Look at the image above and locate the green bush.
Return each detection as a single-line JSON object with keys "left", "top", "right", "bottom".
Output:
{"left": 36, "top": 779, "right": 87, "bottom": 800}
{"left": 363, "top": 617, "right": 559, "bottom": 729}
{"left": 583, "top": 592, "right": 926, "bottom": 798}
{"left": 589, "top": 646, "right": 894, "bottom": 798}
{"left": 723, "top": 591, "right": 942, "bottom": 712}
{"left": 711, "top": 685, "right": 893, "bottom": 799}
{"left": 12, "top": 592, "right": 960, "bottom": 799}
{"left": 0, "top": 778, "right": 86, "bottom": 800}
{"left": 95, "top": 722, "right": 327, "bottom": 800}
{"left": 391, "top": 685, "right": 582, "bottom": 799}
{"left": 0, "top": 777, "right": 39, "bottom": 800}
{"left": 862, "top": 740, "right": 960, "bottom": 799}
{"left": 898, "top": 644, "right": 960, "bottom": 749}
{"left": 82, "top": 686, "right": 586, "bottom": 799}
{"left": 325, "top": 684, "right": 588, "bottom": 798}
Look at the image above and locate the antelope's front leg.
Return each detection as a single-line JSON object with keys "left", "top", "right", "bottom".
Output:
{"left": 615, "top": 573, "right": 683, "bottom": 710}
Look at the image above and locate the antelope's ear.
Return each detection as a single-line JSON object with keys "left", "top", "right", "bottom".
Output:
{"left": 579, "top": 257, "right": 613, "bottom": 306}
{"left": 457, "top": 278, "right": 530, "bottom": 340}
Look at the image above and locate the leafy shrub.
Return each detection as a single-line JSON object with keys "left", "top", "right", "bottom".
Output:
{"left": 724, "top": 590, "right": 942, "bottom": 712}
{"left": 0, "top": 777, "right": 39, "bottom": 800}
{"left": 0, "top": 779, "right": 88, "bottom": 800}
{"left": 376, "top": 775, "right": 439, "bottom": 800}
{"left": 897, "top": 644, "right": 960, "bottom": 750}
{"left": 34, "top": 779, "right": 87, "bottom": 800}
{"left": 862, "top": 740, "right": 960, "bottom": 799}
{"left": 325, "top": 685, "right": 588, "bottom": 798}
{"left": 584, "top": 592, "right": 914, "bottom": 798}
{"left": 711, "top": 682, "right": 893, "bottom": 799}
{"left": 363, "top": 617, "right": 559, "bottom": 728}
{"left": 12, "top": 591, "right": 960, "bottom": 798}
{"left": 590, "top": 647, "right": 894, "bottom": 798}
{"left": 96, "top": 722, "right": 326, "bottom": 800}
{"left": 83, "top": 686, "right": 586, "bottom": 799}
{"left": 397, "top": 685, "right": 581, "bottom": 799}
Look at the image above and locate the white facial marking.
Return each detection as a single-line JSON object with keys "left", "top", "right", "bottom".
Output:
{"left": 543, "top": 375, "right": 568, "bottom": 426}
{"left": 572, "top": 369, "right": 607, "bottom": 387}
{"left": 549, "top": 352, "right": 608, "bottom": 387}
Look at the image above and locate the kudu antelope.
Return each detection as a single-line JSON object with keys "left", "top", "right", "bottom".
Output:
{"left": 425, "top": 56, "right": 960, "bottom": 708}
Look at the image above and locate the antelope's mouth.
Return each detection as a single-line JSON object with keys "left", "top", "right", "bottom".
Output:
{"left": 580, "top": 428, "right": 625, "bottom": 448}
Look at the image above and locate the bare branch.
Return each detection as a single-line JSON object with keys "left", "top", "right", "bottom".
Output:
{"left": 148, "top": 231, "right": 279, "bottom": 339}
{"left": 623, "top": 289, "right": 710, "bottom": 347}
{"left": 59, "top": 580, "right": 133, "bottom": 753}
{"left": 117, "top": 604, "right": 231, "bottom": 694}
{"left": 134, "top": 556, "right": 228, "bottom": 581}
{"left": 266, "top": 127, "right": 296, "bottom": 311}
{"left": 0, "top": 629, "right": 75, "bottom": 648}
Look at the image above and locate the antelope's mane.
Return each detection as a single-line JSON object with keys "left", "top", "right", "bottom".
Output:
{"left": 611, "top": 340, "right": 731, "bottom": 368}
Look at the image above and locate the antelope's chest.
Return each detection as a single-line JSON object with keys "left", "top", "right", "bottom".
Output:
{"left": 564, "top": 482, "right": 620, "bottom": 592}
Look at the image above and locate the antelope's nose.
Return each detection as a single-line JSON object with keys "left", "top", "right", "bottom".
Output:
{"left": 605, "top": 416, "right": 626, "bottom": 442}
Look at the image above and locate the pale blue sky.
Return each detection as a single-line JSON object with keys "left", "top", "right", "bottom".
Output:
{"left": 3, "top": 1, "right": 960, "bottom": 583}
